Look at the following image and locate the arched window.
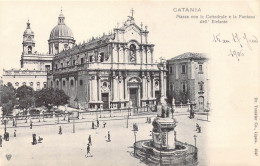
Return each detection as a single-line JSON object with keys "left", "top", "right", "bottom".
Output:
{"left": 129, "top": 44, "right": 136, "bottom": 63}
{"left": 70, "top": 80, "right": 74, "bottom": 86}
{"left": 28, "top": 46, "right": 32, "bottom": 54}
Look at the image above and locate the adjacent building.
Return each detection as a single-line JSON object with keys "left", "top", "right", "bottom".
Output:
{"left": 2, "top": 20, "right": 53, "bottom": 90}
{"left": 167, "top": 52, "right": 210, "bottom": 111}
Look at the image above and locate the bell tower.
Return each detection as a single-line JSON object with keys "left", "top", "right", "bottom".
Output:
{"left": 22, "top": 20, "right": 35, "bottom": 54}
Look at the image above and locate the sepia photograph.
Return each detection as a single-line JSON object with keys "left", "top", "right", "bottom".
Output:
{"left": 0, "top": 1, "right": 259, "bottom": 166}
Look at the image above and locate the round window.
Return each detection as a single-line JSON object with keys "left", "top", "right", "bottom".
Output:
{"left": 103, "top": 82, "right": 107, "bottom": 88}
{"left": 155, "top": 81, "right": 159, "bottom": 87}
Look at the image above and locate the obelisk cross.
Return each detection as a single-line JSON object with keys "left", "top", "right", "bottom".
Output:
{"left": 131, "top": 8, "right": 134, "bottom": 18}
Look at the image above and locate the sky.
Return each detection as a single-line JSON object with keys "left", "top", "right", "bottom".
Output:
{"left": 0, "top": 1, "right": 212, "bottom": 74}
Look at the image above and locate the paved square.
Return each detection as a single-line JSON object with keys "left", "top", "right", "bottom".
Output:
{"left": 0, "top": 114, "right": 209, "bottom": 166}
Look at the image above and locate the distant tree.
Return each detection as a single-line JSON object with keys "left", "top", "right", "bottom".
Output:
{"left": 16, "top": 85, "right": 35, "bottom": 112}
{"left": 35, "top": 88, "right": 69, "bottom": 111}
{"left": 0, "top": 83, "right": 17, "bottom": 116}
{"left": 53, "top": 89, "right": 70, "bottom": 107}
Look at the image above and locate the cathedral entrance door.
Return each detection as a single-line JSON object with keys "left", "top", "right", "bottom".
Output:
{"left": 102, "top": 93, "right": 109, "bottom": 109}
{"left": 129, "top": 88, "right": 138, "bottom": 107}
{"left": 155, "top": 91, "right": 160, "bottom": 105}
{"left": 198, "top": 96, "right": 204, "bottom": 111}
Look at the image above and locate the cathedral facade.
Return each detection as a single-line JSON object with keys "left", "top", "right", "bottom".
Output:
{"left": 47, "top": 11, "right": 167, "bottom": 109}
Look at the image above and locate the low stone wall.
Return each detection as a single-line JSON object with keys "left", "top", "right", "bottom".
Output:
{"left": 134, "top": 140, "right": 198, "bottom": 166}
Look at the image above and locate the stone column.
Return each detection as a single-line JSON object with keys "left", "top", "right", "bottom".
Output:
{"left": 123, "top": 72, "right": 128, "bottom": 100}
{"left": 140, "top": 46, "right": 143, "bottom": 66}
{"left": 191, "top": 59, "right": 195, "bottom": 79}
{"left": 92, "top": 75, "right": 98, "bottom": 101}
{"left": 66, "top": 77, "right": 69, "bottom": 96}
{"left": 142, "top": 72, "right": 147, "bottom": 106}
{"left": 74, "top": 76, "right": 78, "bottom": 108}
{"left": 147, "top": 74, "right": 151, "bottom": 99}
{"left": 164, "top": 72, "right": 167, "bottom": 97}
{"left": 90, "top": 76, "right": 94, "bottom": 101}
{"left": 160, "top": 68, "right": 164, "bottom": 97}
{"left": 119, "top": 73, "right": 124, "bottom": 101}
{"left": 97, "top": 74, "right": 101, "bottom": 101}
{"left": 112, "top": 72, "right": 118, "bottom": 100}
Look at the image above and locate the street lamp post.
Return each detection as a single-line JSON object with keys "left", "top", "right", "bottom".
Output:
{"left": 134, "top": 130, "right": 137, "bottom": 156}
{"left": 194, "top": 135, "right": 197, "bottom": 149}
{"left": 127, "top": 107, "right": 130, "bottom": 128}
{"left": 73, "top": 119, "right": 75, "bottom": 133}
{"left": 171, "top": 104, "right": 175, "bottom": 119}
{"left": 4, "top": 116, "right": 7, "bottom": 134}
{"left": 160, "top": 142, "right": 162, "bottom": 166}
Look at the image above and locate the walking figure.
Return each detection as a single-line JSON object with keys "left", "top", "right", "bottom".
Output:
{"left": 103, "top": 122, "right": 106, "bottom": 128}
{"left": 88, "top": 135, "right": 92, "bottom": 145}
{"left": 85, "top": 144, "right": 92, "bottom": 157}
{"left": 107, "top": 131, "right": 111, "bottom": 142}
{"left": 59, "top": 126, "right": 62, "bottom": 135}
{"left": 14, "top": 130, "right": 16, "bottom": 137}
{"left": 32, "top": 134, "right": 37, "bottom": 145}
{"left": 0, "top": 135, "right": 2, "bottom": 147}
{"left": 97, "top": 120, "right": 99, "bottom": 127}
{"left": 92, "top": 121, "right": 95, "bottom": 129}
{"left": 30, "top": 121, "right": 33, "bottom": 129}
{"left": 196, "top": 123, "right": 201, "bottom": 133}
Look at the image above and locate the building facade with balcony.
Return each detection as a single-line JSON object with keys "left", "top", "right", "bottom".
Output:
{"left": 167, "top": 52, "right": 210, "bottom": 111}
{"left": 47, "top": 11, "right": 167, "bottom": 110}
{"left": 2, "top": 20, "right": 53, "bottom": 90}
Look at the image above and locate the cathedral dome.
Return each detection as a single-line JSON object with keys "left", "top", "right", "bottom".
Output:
{"left": 49, "top": 24, "right": 74, "bottom": 40}
{"left": 49, "top": 11, "right": 74, "bottom": 40}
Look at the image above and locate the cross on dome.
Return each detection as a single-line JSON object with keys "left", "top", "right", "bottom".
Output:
{"left": 131, "top": 8, "right": 134, "bottom": 18}
{"left": 27, "top": 19, "right": 30, "bottom": 29}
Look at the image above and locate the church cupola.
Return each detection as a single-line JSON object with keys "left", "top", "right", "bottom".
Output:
{"left": 48, "top": 10, "right": 75, "bottom": 55}
{"left": 22, "top": 20, "right": 35, "bottom": 54}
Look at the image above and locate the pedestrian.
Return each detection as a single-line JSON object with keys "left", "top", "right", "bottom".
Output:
{"left": 32, "top": 134, "right": 37, "bottom": 145}
{"left": 59, "top": 126, "right": 62, "bottom": 135}
{"left": 92, "top": 121, "right": 94, "bottom": 129}
{"left": 107, "top": 131, "right": 111, "bottom": 142}
{"left": 0, "top": 135, "right": 2, "bottom": 147}
{"left": 97, "top": 120, "right": 99, "bottom": 127}
{"left": 88, "top": 135, "right": 92, "bottom": 145}
{"left": 146, "top": 117, "right": 149, "bottom": 123}
{"left": 14, "top": 130, "right": 16, "bottom": 137}
{"left": 30, "top": 121, "right": 33, "bottom": 129}
{"left": 196, "top": 123, "right": 201, "bottom": 133}
{"left": 85, "top": 143, "right": 92, "bottom": 157}
{"left": 103, "top": 122, "right": 106, "bottom": 128}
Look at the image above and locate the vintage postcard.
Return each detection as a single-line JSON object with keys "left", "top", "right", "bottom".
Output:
{"left": 0, "top": 0, "right": 259, "bottom": 166}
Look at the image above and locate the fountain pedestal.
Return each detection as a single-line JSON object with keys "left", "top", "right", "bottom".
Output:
{"left": 134, "top": 97, "right": 198, "bottom": 166}
{"left": 152, "top": 117, "right": 176, "bottom": 150}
